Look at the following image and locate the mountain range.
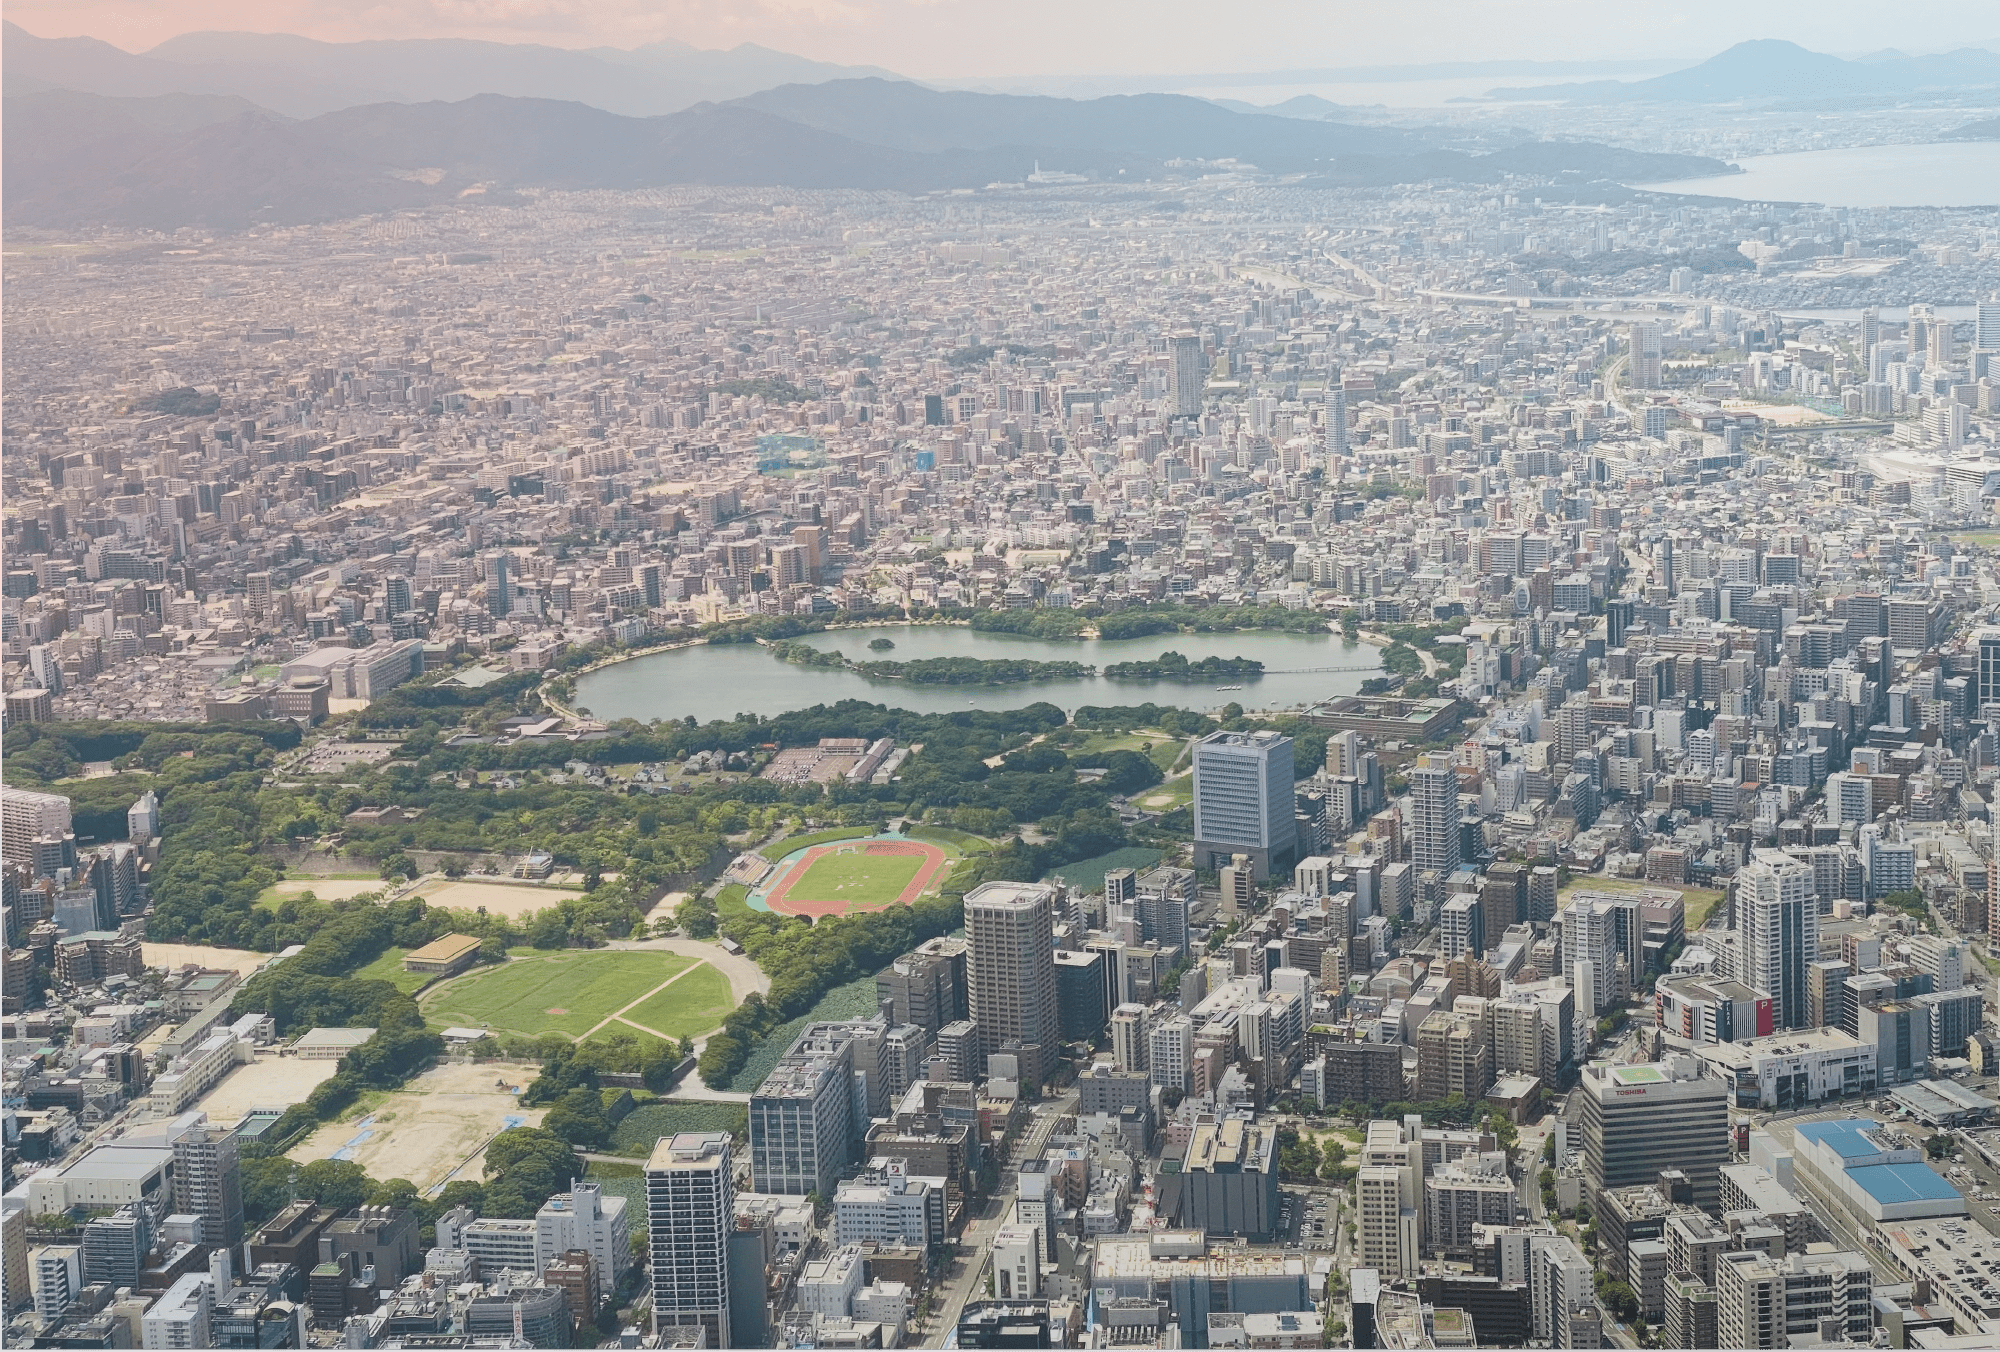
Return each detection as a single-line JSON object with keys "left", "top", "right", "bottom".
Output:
{"left": 0, "top": 22, "right": 899, "bottom": 118}
{"left": 1, "top": 76, "right": 1733, "bottom": 231}
{"left": 1488, "top": 38, "right": 2000, "bottom": 102}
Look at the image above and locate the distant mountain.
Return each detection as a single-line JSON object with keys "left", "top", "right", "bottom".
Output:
{"left": 1, "top": 81, "right": 1733, "bottom": 231}
{"left": 1207, "top": 95, "right": 1367, "bottom": 120}
{"left": 0, "top": 21, "right": 901, "bottom": 118}
{"left": 1, "top": 90, "right": 440, "bottom": 229}
{"left": 728, "top": 79, "right": 1427, "bottom": 163}
{"left": 1488, "top": 39, "right": 2000, "bottom": 102}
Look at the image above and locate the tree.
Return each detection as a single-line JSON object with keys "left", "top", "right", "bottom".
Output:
{"left": 675, "top": 895, "right": 718, "bottom": 939}
{"left": 1926, "top": 1134, "right": 1952, "bottom": 1159}
{"left": 295, "top": 1158, "right": 371, "bottom": 1211}
{"left": 483, "top": 1126, "right": 582, "bottom": 1217}
{"left": 366, "top": 1178, "right": 423, "bottom": 1211}
{"left": 542, "top": 1087, "right": 614, "bottom": 1152}
{"left": 242, "top": 1154, "right": 296, "bottom": 1224}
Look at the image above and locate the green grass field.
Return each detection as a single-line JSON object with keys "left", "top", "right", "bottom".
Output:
{"left": 715, "top": 883, "right": 751, "bottom": 924}
{"left": 608, "top": 1101, "right": 748, "bottom": 1156}
{"left": 1043, "top": 845, "right": 1165, "bottom": 895}
{"left": 787, "top": 849, "right": 926, "bottom": 904}
{"left": 905, "top": 825, "right": 990, "bottom": 854}
{"left": 618, "top": 964, "right": 734, "bottom": 1039}
{"left": 351, "top": 947, "right": 434, "bottom": 994}
{"left": 420, "top": 950, "right": 695, "bottom": 1039}
{"left": 769, "top": 826, "right": 874, "bottom": 854}
{"left": 1070, "top": 729, "right": 1186, "bottom": 773}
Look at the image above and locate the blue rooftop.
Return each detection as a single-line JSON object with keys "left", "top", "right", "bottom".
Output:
{"left": 1795, "top": 1118, "right": 1885, "bottom": 1160}
{"left": 1846, "top": 1162, "right": 1961, "bottom": 1207}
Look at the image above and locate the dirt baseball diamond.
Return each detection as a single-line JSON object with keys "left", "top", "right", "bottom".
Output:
{"left": 761, "top": 839, "right": 950, "bottom": 918}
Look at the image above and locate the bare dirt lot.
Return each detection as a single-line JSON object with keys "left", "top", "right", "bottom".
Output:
{"left": 142, "top": 943, "right": 272, "bottom": 977}
{"left": 412, "top": 879, "right": 585, "bottom": 918}
{"left": 270, "top": 879, "right": 383, "bottom": 900}
{"left": 194, "top": 1054, "right": 339, "bottom": 1121}
{"left": 288, "top": 1060, "right": 546, "bottom": 1192}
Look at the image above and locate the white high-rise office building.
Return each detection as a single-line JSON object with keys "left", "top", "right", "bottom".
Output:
{"left": 1739, "top": 849, "right": 1819, "bottom": 1030}
{"left": 1975, "top": 299, "right": 2000, "bottom": 352}
{"left": 646, "top": 1133, "right": 734, "bottom": 1348}
{"left": 1192, "top": 729, "right": 1297, "bottom": 878}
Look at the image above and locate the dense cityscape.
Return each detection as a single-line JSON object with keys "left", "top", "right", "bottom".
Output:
{"left": 8, "top": 15, "right": 2000, "bottom": 1352}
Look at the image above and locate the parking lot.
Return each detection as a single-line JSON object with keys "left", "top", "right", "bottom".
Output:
{"left": 1277, "top": 1186, "right": 1343, "bottom": 1252}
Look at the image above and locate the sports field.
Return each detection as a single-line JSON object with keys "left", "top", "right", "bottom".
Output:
{"left": 420, "top": 949, "right": 731, "bottom": 1042}
{"left": 760, "top": 838, "right": 950, "bottom": 918}
{"left": 793, "top": 849, "right": 926, "bottom": 902}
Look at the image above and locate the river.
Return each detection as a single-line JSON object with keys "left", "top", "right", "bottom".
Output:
{"left": 1636, "top": 141, "right": 2000, "bottom": 207}
{"left": 574, "top": 623, "right": 1384, "bottom": 724}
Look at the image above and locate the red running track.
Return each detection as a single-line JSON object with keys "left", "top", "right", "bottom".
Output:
{"left": 762, "top": 839, "right": 950, "bottom": 919}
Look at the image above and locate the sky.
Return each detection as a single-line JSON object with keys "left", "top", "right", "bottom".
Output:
{"left": 9, "top": 0, "right": 1998, "bottom": 79}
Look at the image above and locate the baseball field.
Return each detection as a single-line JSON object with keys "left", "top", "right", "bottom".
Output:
{"left": 419, "top": 949, "right": 734, "bottom": 1042}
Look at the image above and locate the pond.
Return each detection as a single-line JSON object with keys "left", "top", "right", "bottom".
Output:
{"left": 574, "top": 623, "right": 1385, "bottom": 724}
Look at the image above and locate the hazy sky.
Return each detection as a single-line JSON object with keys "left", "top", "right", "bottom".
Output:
{"left": 12, "top": 0, "right": 1997, "bottom": 77}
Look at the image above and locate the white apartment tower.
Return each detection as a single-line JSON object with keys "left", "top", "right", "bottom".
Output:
{"left": 964, "top": 881, "right": 1061, "bottom": 1089}
{"left": 536, "top": 1180, "right": 630, "bottom": 1305}
{"left": 1409, "top": 754, "right": 1461, "bottom": 896}
{"left": 1109, "top": 1003, "right": 1149, "bottom": 1074}
{"left": 1739, "top": 849, "right": 1818, "bottom": 1030}
{"left": 646, "top": 1133, "right": 735, "bottom": 1348}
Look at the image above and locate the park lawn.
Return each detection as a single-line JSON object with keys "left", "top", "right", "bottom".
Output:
{"left": 351, "top": 947, "right": 433, "bottom": 994}
{"left": 421, "top": 950, "right": 693, "bottom": 1039}
{"left": 1073, "top": 728, "right": 1186, "bottom": 774}
{"left": 771, "top": 826, "right": 874, "bottom": 855}
{"left": 609, "top": 1101, "right": 748, "bottom": 1156}
{"left": 1043, "top": 845, "right": 1165, "bottom": 895}
{"left": 1136, "top": 774, "right": 1194, "bottom": 811}
{"left": 617, "top": 963, "right": 734, "bottom": 1039}
{"left": 715, "top": 883, "right": 751, "bottom": 925}
{"left": 788, "top": 849, "right": 926, "bottom": 904}
{"left": 906, "top": 825, "right": 989, "bottom": 855}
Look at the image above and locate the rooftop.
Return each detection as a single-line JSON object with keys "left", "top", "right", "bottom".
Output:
{"left": 1847, "top": 1162, "right": 1963, "bottom": 1208}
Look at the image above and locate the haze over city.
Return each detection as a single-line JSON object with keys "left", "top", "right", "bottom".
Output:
{"left": 4, "top": 5, "right": 2000, "bottom": 1352}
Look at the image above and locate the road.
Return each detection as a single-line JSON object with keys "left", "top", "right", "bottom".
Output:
{"left": 921, "top": 1089, "right": 1079, "bottom": 1348}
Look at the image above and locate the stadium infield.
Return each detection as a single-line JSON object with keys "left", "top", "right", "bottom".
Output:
{"left": 760, "top": 838, "right": 950, "bottom": 919}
